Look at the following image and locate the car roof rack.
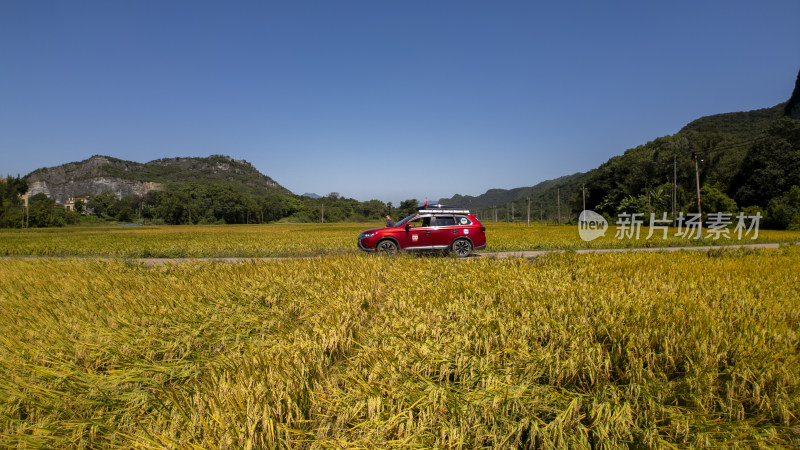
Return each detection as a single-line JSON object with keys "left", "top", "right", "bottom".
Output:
{"left": 415, "top": 203, "right": 470, "bottom": 214}
{"left": 418, "top": 203, "right": 453, "bottom": 210}
{"left": 417, "top": 209, "right": 470, "bottom": 214}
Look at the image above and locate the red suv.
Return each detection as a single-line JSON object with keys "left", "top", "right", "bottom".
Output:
{"left": 358, "top": 206, "right": 486, "bottom": 257}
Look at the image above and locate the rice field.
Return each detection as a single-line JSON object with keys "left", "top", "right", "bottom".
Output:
{"left": 0, "top": 223, "right": 359, "bottom": 258}
{"left": 1, "top": 222, "right": 799, "bottom": 257}
{"left": 2, "top": 247, "right": 799, "bottom": 447}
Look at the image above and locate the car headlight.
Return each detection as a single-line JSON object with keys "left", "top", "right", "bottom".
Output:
{"left": 360, "top": 232, "right": 377, "bottom": 239}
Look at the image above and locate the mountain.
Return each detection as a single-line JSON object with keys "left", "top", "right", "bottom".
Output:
{"left": 441, "top": 173, "right": 584, "bottom": 211}
{"left": 25, "top": 155, "right": 290, "bottom": 203}
{"left": 440, "top": 67, "right": 800, "bottom": 221}
{"left": 679, "top": 103, "right": 785, "bottom": 141}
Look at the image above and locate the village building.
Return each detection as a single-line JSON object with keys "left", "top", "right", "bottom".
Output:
{"left": 64, "top": 196, "right": 90, "bottom": 212}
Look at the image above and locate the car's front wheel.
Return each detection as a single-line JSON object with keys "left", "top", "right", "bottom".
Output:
{"left": 376, "top": 239, "right": 399, "bottom": 255}
{"left": 451, "top": 238, "right": 472, "bottom": 257}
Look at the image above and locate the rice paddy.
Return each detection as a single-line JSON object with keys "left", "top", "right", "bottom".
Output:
{"left": 1, "top": 222, "right": 799, "bottom": 257}
{"left": 1, "top": 240, "right": 799, "bottom": 447}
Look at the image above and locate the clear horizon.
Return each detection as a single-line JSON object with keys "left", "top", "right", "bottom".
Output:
{"left": 2, "top": 0, "right": 799, "bottom": 205}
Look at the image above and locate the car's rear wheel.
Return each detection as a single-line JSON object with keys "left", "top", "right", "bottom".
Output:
{"left": 451, "top": 238, "right": 472, "bottom": 257}
{"left": 376, "top": 239, "right": 399, "bottom": 255}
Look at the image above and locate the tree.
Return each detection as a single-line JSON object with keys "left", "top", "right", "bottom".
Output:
{"left": 699, "top": 185, "right": 738, "bottom": 215}
{"left": 0, "top": 175, "right": 28, "bottom": 227}
{"left": 359, "top": 199, "right": 388, "bottom": 221}
{"left": 155, "top": 191, "right": 190, "bottom": 225}
{"left": 88, "top": 191, "right": 118, "bottom": 218}
{"left": 258, "top": 194, "right": 288, "bottom": 223}
{"left": 1, "top": 176, "right": 27, "bottom": 206}
{"left": 731, "top": 118, "right": 800, "bottom": 207}
{"left": 110, "top": 194, "right": 141, "bottom": 222}
{"left": 27, "top": 193, "right": 54, "bottom": 227}
{"left": 766, "top": 185, "right": 800, "bottom": 230}
{"left": 645, "top": 184, "right": 670, "bottom": 217}
{"left": 616, "top": 195, "right": 647, "bottom": 216}
{"left": 398, "top": 199, "right": 419, "bottom": 218}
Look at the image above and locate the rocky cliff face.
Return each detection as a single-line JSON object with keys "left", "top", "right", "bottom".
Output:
{"left": 26, "top": 178, "right": 161, "bottom": 203}
{"left": 25, "top": 156, "right": 162, "bottom": 202}
{"left": 24, "top": 154, "right": 290, "bottom": 201}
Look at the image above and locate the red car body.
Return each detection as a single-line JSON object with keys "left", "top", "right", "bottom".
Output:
{"left": 358, "top": 208, "right": 486, "bottom": 257}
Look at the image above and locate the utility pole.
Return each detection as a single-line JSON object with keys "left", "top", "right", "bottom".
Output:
{"left": 582, "top": 184, "right": 586, "bottom": 213}
{"left": 557, "top": 187, "right": 561, "bottom": 226}
{"left": 673, "top": 153, "right": 677, "bottom": 225}
{"left": 526, "top": 196, "right": 531, "bottom": 227}
{"left": 693, "top": 151, "right": 702, "bottom": 238}
{"left": 321, "top": 203, "right": 324, "bottom": 224}
{"left": 511, "top": 202, "right": 514, "bottom": 222}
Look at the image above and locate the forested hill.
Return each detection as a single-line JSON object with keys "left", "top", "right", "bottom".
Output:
{"left": 441, "top": 173, "right": 584, "bottom": 211}
{"left": 24, "top": 154, "right": 290, "bottom": 202}
{"left": 440, "top": 68, "right": 800, "bottom": 229}
{"left": 679, "top": 103, "right": 785, "bottom": 141}
{"left": 6, "top": 154, "right": 404, "bottom": 227}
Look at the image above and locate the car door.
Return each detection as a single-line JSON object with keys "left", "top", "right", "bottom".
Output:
{"left": 426, "top": 215, "right": 459, "bottom": 248}
{"left": 400, "top": 215, "right": 435, "bottom": 249}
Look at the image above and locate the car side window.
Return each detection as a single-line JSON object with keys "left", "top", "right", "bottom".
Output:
{"left": 456, "top": 216, "right": 472, "bottom": 225}
{"left": 407, "top": 216, "right": 430, "bottom": 228}
{"left": 433, "top": 216, "right": 456, "bottom": 226}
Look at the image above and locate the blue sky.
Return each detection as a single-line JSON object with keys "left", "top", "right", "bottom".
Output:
{"left": 1, "top": 1, "right": 798, "bottom": 205}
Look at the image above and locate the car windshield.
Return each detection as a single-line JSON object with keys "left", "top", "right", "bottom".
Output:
{"left": 393, "top": 214, "right": 416, "bottom": 227}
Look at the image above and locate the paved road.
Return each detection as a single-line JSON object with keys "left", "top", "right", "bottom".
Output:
{"left": 4, "top": 242, "right": 787, "bottom": 266}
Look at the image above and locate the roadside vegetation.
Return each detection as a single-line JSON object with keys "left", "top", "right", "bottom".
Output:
{"left": 2, "top": 248, "right": 799, "bottom": 447}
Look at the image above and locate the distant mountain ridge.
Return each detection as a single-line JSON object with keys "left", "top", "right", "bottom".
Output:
{"left": 679, "top": 103, "right": 785, "bottom": 140}
{"left": 440, "top": 67, "right": 800, "bottom": 217}
{"left": 440, "top": 101, "right": 794, "bottom": 216}
{"left": 25, "top": 155, "right": 290, "bottom": 202}
{"left": 441, "top": 173, "right": 584, "bottom": 211}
